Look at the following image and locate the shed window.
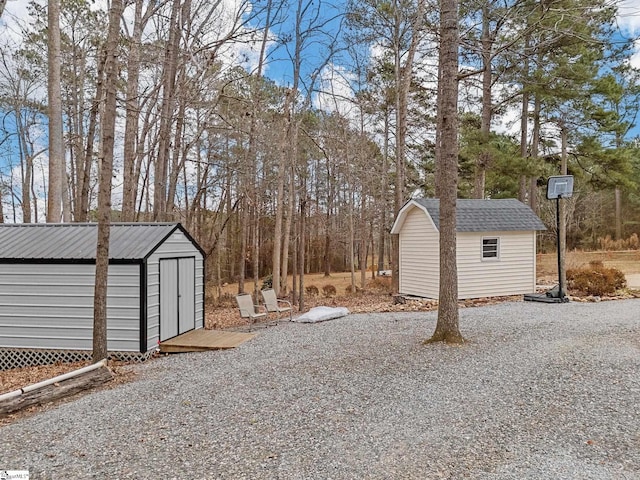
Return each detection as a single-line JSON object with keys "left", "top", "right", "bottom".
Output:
{"left": 482, "top": 237, "right": 499, "bottom": 259}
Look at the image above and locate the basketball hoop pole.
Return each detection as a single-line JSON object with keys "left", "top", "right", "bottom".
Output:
{"left": 546, "top": 175, "right": 573, "bottom": 302}
{"left": 556, "top": 195, "right": 564, "bottom": 300}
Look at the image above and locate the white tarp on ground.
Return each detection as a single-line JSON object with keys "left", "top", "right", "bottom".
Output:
{"left": 293, "top": 306, "right": 350, "bottom": 323}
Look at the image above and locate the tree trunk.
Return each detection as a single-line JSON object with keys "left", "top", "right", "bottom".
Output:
{"left": 428, "top": 0, "right": 463, "bottom": 345}
{"left": 281, "top": 162, "right": 296, "bottom": 294}
{"left": 61, "top": 169, "right": 71, "bottom": 222}
{"left": 349, "top": 190, "right": 356, "bottom": 292}
{"left": 47, "top": 0, "right": 63, "bottom": 223}
{"left": 378, "top": 108, "right": 389, "bottom": 273}
{"left": 272, "top": 98, "right": 289, "bottom": 296}
{"left": 93, "top": 0, "right": 123, "bottom": 361}
{"left": 391, "top": 0, "right": 425, "bottom": 294}
{"left": 18, "top": 129, "right": 32, "bottom": 223}
{"left": 614, "top": 190, "right": 622, "bottom": 240}
{"left": 298, "top": 197, "right": 307, "bottom": 311}
{"left": 614, "top": 131, "right": 624, "bottom": 241}
{"left": 239, "top": 196, "right": 248, "bottom": 294}
{"left": 518, "top": 34, "right": 531, "bottom": 204}
{"left": 292, "top": 209, "right": 298, "bottom": 305}
{"left": 0, "top": 363, "right": 113, "bottom": 416}
{"left": 165, "top": 97, "right": 187, "bottom": 219}
{"left": 250, "top": 0, "right": 272, "bottom": 298}
{"left": 76, "top": 46, "right": 106, "bottom": 222}
{"left": 121, "top": 0, "right": 145, "bottom": 222}
{"left": 473, "top": 2, "right": 492, "bottom": 199}
{"left": 529, "top": 88, "right": 542, "bottom": 212}
{"left": 323, "top": 174, "right": 332, "bottom": 277}
{"left": 359, "top": 193, "right": 367, "bottom": 289}
{"left": 153, "top": 0, "right": 181, "bottom": 221}
{"left": 559, "top": 122, "right": 568, "bottom": 296}
{"left": 252, "top": 202, "right": 261, "bottom": 298}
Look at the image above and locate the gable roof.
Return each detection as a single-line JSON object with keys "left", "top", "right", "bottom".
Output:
{"left": 0, "top": 223, "right": 202, "bottom": 262}
{"left": 391, "top": 198, "right": 546, "bottom": 234}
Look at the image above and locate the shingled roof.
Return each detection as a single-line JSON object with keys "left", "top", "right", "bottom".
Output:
{"left": 393, "top": 199, "right": 546, "bottom": 233}
{"left": 0, "top": 223, "right": 199, "bottom": 261}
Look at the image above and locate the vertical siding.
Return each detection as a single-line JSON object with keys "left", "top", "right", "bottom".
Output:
{"left": 0, "top": 263, "right": 140, "bottom": 351}
{"left": 457, "top": 231, "right": 536, "bottom": 299}
{"left": 178, "top": 257, "right": 196, "bottom": 333}
{"left": 159, "top": 259, "right": 179, "bottom": 341}
{"left": 146, "top": 230, "right": 204, "bottom": 348}
{"left": 399, "top": 207, "right": 440, "bottom": 298}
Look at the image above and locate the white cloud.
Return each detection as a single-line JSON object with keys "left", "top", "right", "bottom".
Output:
{"left": 618, "top": 0, "right": 640, "bottom": 68}
{"left": 313, "top": 63, "right": 358, "bottom": 118}
{"left": 1, "top": 0, "right": 34, "bottom": 46}
{"left": 618, "top": 0, "right": 640, "bottom": 34}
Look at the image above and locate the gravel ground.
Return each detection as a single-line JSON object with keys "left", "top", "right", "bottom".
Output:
{"left": 2, "top": 299, "right": 640, "bottom": 479}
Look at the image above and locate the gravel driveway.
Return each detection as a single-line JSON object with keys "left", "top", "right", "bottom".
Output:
{"left": 2, "top": 299, "right": 639, "bottom": 479}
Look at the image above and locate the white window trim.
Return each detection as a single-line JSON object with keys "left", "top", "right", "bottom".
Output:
{"left": 482, "top": 237, "right": 500, "bottom": 261}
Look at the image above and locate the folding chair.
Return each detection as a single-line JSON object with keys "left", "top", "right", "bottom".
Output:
{"left": 261, "top": 289, "right": 292, "bottom": 321}
{"left": 235, "top": 294, "right": 267, "bottom": 327}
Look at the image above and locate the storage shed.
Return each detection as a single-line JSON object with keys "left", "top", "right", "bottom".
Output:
{"left": 390, "top": 199, "right": 546, "bottom": 300}
{"left": 0, "top": 223, "right": 204, "bottom": 369}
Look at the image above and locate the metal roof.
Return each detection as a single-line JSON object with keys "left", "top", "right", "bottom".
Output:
{"left": 0, "top": 223, "right": 188, "bottom": 261}
{"left": 413, "top": 198, "right": 546, "bottom": 232}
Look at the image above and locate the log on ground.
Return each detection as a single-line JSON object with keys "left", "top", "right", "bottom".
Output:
{"left": 0, "top": 365, "right": 114, "bottom": 417}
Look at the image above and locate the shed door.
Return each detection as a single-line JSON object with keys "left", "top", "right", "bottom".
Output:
{"left": 160, "top": 257, "right": 196, "bottom": 341}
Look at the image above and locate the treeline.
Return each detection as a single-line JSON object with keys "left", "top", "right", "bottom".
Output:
{"left": 0, "top": 0, "right": 639, "bottom": 299}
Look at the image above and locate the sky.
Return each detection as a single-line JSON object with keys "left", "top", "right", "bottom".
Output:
{"left": 2, "top": 0, "right": 640, "bottom": 221}
{"left": 617, "top": 0, "right": 640, "bottom": 68}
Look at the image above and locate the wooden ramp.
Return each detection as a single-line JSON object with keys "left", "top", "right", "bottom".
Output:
{"left": 159, "top": 329, "right": 257, "bottom": 353}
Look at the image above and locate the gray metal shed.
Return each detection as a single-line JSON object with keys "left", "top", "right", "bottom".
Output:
{"left": 0, "top": 223, "right": 205, "bottom": 369}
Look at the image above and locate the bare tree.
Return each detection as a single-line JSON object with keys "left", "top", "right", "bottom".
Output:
{"left": 93, "top": 0, "right": 123, "bottom": 361}
{"left": 121, "top": 0, "right": 158, "bottom": 221}
{"left": 47, "top": 0, "right": 64, "bottom": 222}
{"left": 152, "top": 0, "right": 182, "bottom": 221}
{"left": 428, "top": 0, "right": 463, "bottom": 344}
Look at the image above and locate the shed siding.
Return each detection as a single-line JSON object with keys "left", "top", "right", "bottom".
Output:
{"left": 399, "top": 207, "right": 439, "bottom": 298}
{"left": 0, "top": 263, "right": 140, "bottom": 350}
{"left": 457, "top": 231, "right": 536, "bottom": 299}
{"left": 146, "top": 230, "right": 204, "bottom": 348}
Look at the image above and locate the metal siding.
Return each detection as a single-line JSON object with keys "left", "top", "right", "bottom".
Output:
{"left": 146, "top": 230, "right": 204, "bottom": 347}
{"left": 0, "top": 264, "right": 140, "bottom": 351}
{"left": 179, "top": 257, "right": 195, "bottom": 333}
{"left": 399, "top": 207, "right": 440, "bottom": 298}
{"left": 160, "top": 260, "right": 179, "bottom": 341}
{"left": 0, "top": 223, "right": 179, "bottom": 260}
{"left": 146, "top": 281, "right": 160, "bottom": 348}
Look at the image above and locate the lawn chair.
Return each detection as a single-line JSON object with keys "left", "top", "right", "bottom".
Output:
{"left": 235, "top": 294, "right": 267, "bottom": 327}
{"left": 261, "top": 289, "right": 292, "bottom": 321}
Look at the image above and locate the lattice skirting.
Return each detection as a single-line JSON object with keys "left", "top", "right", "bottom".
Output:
{"left": 0, "top": 348, "right": 156, "bottom": 371}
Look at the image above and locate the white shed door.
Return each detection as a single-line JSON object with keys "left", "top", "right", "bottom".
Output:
{"left": 160, "top": 257, "right": 196, "bottom": 341}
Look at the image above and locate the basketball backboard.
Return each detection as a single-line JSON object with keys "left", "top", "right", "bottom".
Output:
{"left": 546, "top": 175, "right": 574, "bottom": 199}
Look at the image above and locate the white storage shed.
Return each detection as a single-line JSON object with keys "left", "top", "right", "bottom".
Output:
{"left": 0, "top": 223, "right": 204, "bottom": 369}
{"left": 390, "top": 199, "right": 546, "bottom": 299}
